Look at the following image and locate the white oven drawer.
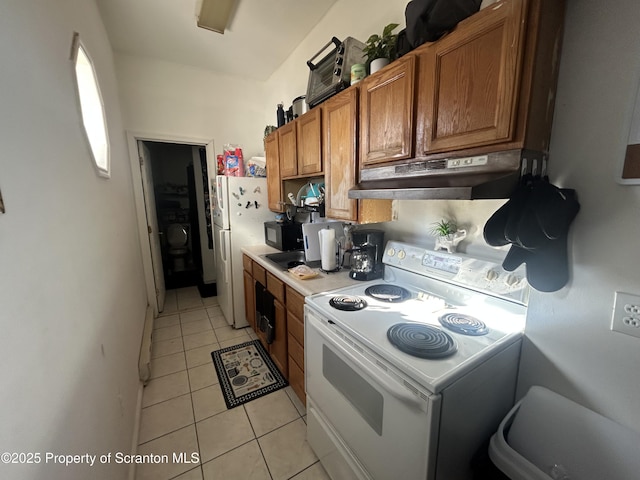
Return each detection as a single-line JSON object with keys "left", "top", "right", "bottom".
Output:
{"left": 307, "top": 402, "right": 369, "bottom": 480}
{"left": 305, "top": 308, "right": 440, "bottom": 480}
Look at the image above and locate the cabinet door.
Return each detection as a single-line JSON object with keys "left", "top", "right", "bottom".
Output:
{"left": 324, "top": 88, "right": 359, "bottom": 221}
{"left": 270, "top": 299, "right": 288, "bottom": 378}
{"left": 416, "top": 0, "right": 526, "bottom": 154}
{"left": 360, "top": 55, "right": 416, "bottom": 167}
{"left": 297, "top": 109, "right": 323, "bottom": 176}
{"left": 264, "top": 132, "right": 283, "bottom": 212}
{"left": 243, "top": 270, "right": 255, "bottom": 332}
{"left": 279, "top": 122, "right": 298, "bottom": 178}
{"left": 288, "top": 353, "right": 306, "bottom": 406}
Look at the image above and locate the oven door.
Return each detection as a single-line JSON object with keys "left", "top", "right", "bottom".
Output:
{"left": 305, "top": 307, "right": 440, "bottom": 480}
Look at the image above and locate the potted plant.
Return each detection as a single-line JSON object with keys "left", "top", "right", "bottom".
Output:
{"left": 362, "top": 23, "right": 399, "bottom": 74}
{"left": 431, "top": 219, "right": 467, "bottom": 253}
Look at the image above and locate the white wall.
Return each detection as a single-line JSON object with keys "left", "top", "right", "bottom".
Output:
{"left": 0, "top": 1, "right": 147, "bottom": 479}
{"left": 266, "top": 0, "right": 640, "bottom": 432}
{"left": 263, "top": 0, "right": 408, "bottom": 123}
{"left": 115, "top": 54, "right": 268, "bottom": 159}
{"left": 516, "top": 0, "right": 640, "bottom": 429}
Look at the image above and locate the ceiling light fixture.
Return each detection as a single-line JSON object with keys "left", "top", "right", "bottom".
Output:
{"left": 197, "top": 0, "right": 237, "bottom": 34}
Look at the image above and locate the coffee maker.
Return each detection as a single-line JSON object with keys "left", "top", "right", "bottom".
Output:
{"left": 347, "top": 229, "right": 384, "bottom": 280}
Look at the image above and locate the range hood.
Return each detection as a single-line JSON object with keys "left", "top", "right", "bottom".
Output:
{"left": 349, "top": 150, "right": 545, "bottom": 201}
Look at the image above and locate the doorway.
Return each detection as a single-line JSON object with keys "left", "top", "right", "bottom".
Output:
{"left": 129, "top": 133, "right": 217, "bottom": 315}
{"left": 142, "top": 141, "right": 214, "bottom": 290}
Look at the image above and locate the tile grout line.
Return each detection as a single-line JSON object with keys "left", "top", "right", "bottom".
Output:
{"left": 184, "top": 319, "right": 205, "bottom": 480}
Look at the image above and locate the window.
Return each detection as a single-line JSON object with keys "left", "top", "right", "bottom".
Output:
{"left": 71, "top": 33, "right": 110, "bottom": 177}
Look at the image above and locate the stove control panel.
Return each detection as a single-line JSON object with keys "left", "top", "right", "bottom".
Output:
{"left": 383, "top": 241, "right": 529, "bottom": 305}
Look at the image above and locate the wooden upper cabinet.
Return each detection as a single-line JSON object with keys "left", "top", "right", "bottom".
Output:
{"left": 264, "top": 132, "right": 283, "bottom": 212}
{"left": 297, "top": 108, "right": 323, "bottom": 176}
{"left": 360, "top": 55, "right": 416, "bottom": 167}
{"left": 278, "top": 122, "right": 298, "bottom": 178}
{"left": 416, "top": 0, "right": 526, "bottom": 154}
{"left": 323, "top": 88, "right": 358, "bottom": 221}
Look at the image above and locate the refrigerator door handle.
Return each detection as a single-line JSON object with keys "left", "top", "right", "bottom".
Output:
{"left": 220, "top": 230, "right": 229, "bottom": 262}
{"left": 216, "top": 176, "right": 224, "bottom": 211}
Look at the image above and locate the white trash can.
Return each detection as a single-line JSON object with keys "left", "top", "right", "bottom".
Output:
{"left": 489, "top": 386, "right": 640, "bottom": 480}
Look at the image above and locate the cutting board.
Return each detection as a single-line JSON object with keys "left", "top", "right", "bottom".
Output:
{"left": 302, "top": 222, "right": 343, "bottom": 262}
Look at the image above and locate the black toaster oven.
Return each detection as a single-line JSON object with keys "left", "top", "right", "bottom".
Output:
{"left": 306, "top": 36, "right": 365, "bottom": 108}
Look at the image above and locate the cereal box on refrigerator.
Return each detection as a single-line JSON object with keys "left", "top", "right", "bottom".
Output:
{"left": 223, "top": 144, "right": 244, "bottom": 176}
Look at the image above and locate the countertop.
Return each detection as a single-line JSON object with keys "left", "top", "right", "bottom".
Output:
{"left": 242, "top": 244, "right": 360, "bottom": 297}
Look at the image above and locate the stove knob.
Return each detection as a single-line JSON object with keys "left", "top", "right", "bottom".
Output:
{"left": 486, "top": 269, "right": 499, "bottom": 281}
{"left": 397, "top": 250, "right": 406, "bottom": 260}
{"left": 505, "top": 274, "right": 521, "bottom": 287}
{"left": 387, "top": 247, "right": 396, "bottom": 257}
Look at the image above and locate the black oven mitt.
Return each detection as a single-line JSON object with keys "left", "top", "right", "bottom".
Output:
{"left": 484, "top": 178, "right": 580, "bottom": 292}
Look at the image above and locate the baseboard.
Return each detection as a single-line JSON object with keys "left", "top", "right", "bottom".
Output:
{"left": 138, "top": 305, "right": 154, "bottom": 384}
{"left": 128, "top": 382, "right": 145, "bottom": 480}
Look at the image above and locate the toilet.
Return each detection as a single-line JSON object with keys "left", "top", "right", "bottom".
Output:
{"left": 489, "top": 386, "right": 640, "bottom": 480}
{"left": 167, "top": 223, "right": 189, "bottom": 271}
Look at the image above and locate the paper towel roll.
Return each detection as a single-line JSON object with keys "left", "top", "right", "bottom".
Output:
{"left": 319, "top": 228, "right": 337, "bottom": 271}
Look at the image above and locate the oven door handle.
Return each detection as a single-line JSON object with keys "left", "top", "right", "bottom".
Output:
{"left": 311, "top": 317, "right": 428, "bottom": 412}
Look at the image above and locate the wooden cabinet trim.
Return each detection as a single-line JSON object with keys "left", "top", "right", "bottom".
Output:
{"left": 279, "top": 122, "right": 298, "bottom": 179}
{"left": 323, "top": 88, "right": 359, "bottom": 221}
{"left": 288, "top": 334, "right": 304, "bottom": 370}
{"left": 266, "top": 271, "right": 285, "bottom": 304}
{"left": 270, "top": 298, "right": 288, "bottom": 377}
{"left": 265, "top": 132, "right": 283, "bottom": 212}
{"left": 242, "top": 254, "right": 252, "bottom": 273}
{"left": 297, "top": 108, "right": 323, "bottom": 176}
{"left": 285, "top": 285, "right": 305, "bottom": 320}
{"left": 359, "top": 55, "right": 416, "bottom": 167}
{"left": 287, "top": 356, "right": 306, "bottom": 406}
{"left": 416, "top": 0, "right": 527, "bottom": 154}
{"left": 287, "top": 311, "right": 304, "bottom": 346}
{"left": 253, "top": 263, "right": 266, "bottom": 286}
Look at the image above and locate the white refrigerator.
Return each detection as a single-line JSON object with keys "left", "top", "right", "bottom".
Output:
{"left": 212, "top": 175, "right": 273, "bottom": 328}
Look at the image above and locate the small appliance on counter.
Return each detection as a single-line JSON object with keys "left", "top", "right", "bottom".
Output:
{"left": 347, "top": 229, "right": 384, "bottom": 280}
{"left": 302, "top": 221, "right": 343, "bottom": 267}
{"left": 264, "top": 221, "right": 303, "bottom": 252}
{"left": 306, "top": 36, "right": 365, "bottom": 108}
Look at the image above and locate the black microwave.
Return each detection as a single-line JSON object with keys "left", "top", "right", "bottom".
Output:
{"left": 306, "top": 36, "right": 365, "bottom": 108}
{"left": 264, "top": 221, "right": 303, "bottom": 251}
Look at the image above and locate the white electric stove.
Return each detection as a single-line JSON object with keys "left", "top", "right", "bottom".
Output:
{"left": 304, "top": 241, "right": 529, "bottom": 480}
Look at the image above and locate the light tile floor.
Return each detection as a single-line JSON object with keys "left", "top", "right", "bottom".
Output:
{"left": 135, "top": 287, "right": 329, "bottom": 480}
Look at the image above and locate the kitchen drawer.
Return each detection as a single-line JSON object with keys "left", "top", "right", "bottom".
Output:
{"left": 288, "top": 333, "right": 304, "bottom": 370}
{"left": 286, "top": 285, "right": 305, "bottom": 319}
{"left": 287, "top": 311, "right": 304, "bottom": 346}
{"left": 288, "top": 355, "right": 306, "bottom": 406}
{"left": 243, "top": 254, "right": 252, "bottom": 273}
{"left": 266, "top": 271, "right": 285, "bottom": 303}
{"left": 253, "top": 262, "right": 266, "bottom": 285}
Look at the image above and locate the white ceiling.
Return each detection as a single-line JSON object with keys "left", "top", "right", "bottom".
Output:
{"left": 96, "top": 0, "right": 338, "bottom": 81}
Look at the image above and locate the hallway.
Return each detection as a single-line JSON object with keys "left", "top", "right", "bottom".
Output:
{"left": 135, "top": 287, "right": 328, "bottom": 480}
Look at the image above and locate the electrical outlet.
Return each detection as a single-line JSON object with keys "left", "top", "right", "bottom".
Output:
{"left": 611, "top": 292, "right": 640, "bottom": 339}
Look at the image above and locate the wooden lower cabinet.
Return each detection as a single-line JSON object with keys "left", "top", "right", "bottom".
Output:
{"left": 285, "top": 285, "right": 306, "bottom": 405}
{"left": 270, "top": 298, "right": 288, "bottom": 376}
{"left": 243, "top": 270, "right": 256, "bottom": 332}
{"left": 242, "top": 254, "right": 308, "bottom": 405}
{"left": 287, "top": 351, "right": 305, "bottom": 407}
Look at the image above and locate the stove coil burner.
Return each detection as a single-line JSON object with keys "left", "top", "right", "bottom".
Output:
{"left": 329, "top": 296, "right": 367, "bottom": 311}
{"left": 439, "top": 313, "right": 489, "bottom": 336}
{"left": 387, "top": 323, "right": 457, "bottom": 359}
{"left": 365, "top": 284, "right": 411, "bottom": 303}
